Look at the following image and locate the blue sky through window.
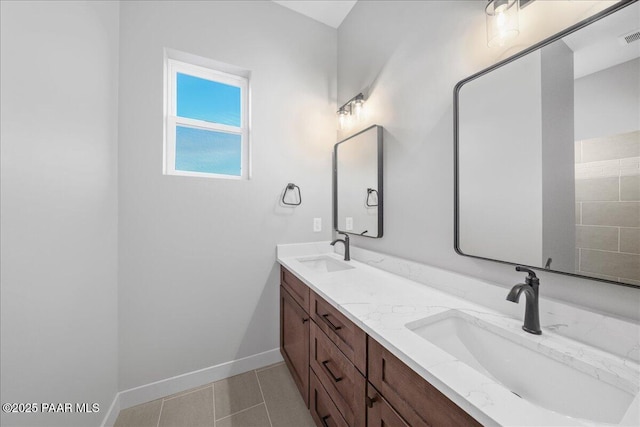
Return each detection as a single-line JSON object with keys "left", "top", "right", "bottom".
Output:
{"left": 175, "top": 126, "right": 241, "bottom": 176}
{"left": 177, "top": 73, "right": 241, "bottom": 126}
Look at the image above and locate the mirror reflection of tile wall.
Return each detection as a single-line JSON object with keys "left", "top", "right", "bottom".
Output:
{"left": 575, "top": 130, "right": 640, "bottom": 284}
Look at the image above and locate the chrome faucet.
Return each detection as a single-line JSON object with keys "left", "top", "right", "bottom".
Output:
{"left": 330, "top": 232, "right": 350, "bottom": 261}
{"left": 507, "top": 266, "right": 541, "bottom": 335}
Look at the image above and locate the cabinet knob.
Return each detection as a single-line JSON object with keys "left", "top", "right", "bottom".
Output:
{"left": 366, "top": 394, "right": 378, "bottom": 408}
{"left": 302, "top": 317, "right": 309, "bottom": 323}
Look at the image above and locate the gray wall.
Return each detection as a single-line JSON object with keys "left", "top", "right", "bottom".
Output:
{"left": 574, "top": 58, "right": 640, "bottom": 283}
{"left": 574, "top": 131, "right": 640, "bottom": 283}
{"left": 541, "top": 41, "right": 576, "bottom": 273}
{"left": 118, "top": 1, "right": 336, "bottom": 390}
{"left": 336, "top": 128, "right": 379, "bottom": 236}
{"left": 0, "top": 2, "right": 120, "bottom": 426}
{"left": 575, "top": 58, "right": 640, "bottom": 141}
{"left": 458, "top": 51, "right": 543, "bottom": 266}
{"left": 337, "top": 0, "right": 640, "bottom": 321}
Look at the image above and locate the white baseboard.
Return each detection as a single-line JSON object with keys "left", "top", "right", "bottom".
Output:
{"left": 101, "top": 394, "right": 121, "bottom": 427}
{"left": 101, "top": 348, "right": 283, "bottom": 427}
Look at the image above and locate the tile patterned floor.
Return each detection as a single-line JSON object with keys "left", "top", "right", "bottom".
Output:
{"left": 114, "top": 362, "right": 315, "bottom": 427}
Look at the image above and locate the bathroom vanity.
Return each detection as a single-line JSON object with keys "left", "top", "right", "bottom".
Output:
{"left": 280, "top": 260, "right": 486, "bottom": 427}
{"left": 280, "top": 264, "right": 479, "bottom": 427}
{"left": 277, "top": 243, "right": 640, "bottom": 427}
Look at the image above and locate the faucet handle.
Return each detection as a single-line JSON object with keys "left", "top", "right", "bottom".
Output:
{"left": 516, "top": 266, "right": 539, "bottom": 286}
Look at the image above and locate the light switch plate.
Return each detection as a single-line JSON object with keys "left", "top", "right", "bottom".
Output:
{"left": 313, "top": 218, "right": 322, "bottom": 232}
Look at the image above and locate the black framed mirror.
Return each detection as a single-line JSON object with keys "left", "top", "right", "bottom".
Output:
{"left": 455, "top": 0, "right": 639, "bottom": 288}
{"left": 334, "top": 125, "right": 383, "bottom": 238}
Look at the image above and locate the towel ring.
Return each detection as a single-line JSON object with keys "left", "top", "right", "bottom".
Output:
{"left": 366, "top": 188, "right": 378, "bottom": 207}
{"left": 282, "top": 183, "right": 302, "bottom": 206}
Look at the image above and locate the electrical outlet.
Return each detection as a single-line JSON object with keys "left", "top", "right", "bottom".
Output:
{"left": 346, "top": 217, "right": 353, "bottom": 230}
{"left": 313, "top": 218, "right": 322, "bottom": 232}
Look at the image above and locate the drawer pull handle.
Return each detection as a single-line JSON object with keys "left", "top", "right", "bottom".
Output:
{"left": 321, "top": 415, "right": 331, "bottom": 427}
{"left": 321, "top": 314, "right": 342, "bottom": 331}
{"left": 366, "top": 395, "right": 378, "bottom": 408}
{"left": 302, "top": 317, "right": 309, "bottom": 323}
{"left": 322, "top": 360, "right": 343, "bottom": 382}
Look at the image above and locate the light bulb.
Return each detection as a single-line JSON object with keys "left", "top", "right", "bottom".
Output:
{"left": 496, "top": 10, "right": 506, "bottom": 27}
{"left": 495, "top": 1, "right": 508, "bottom": 14}
{"left": 338, "top": 109, "right": 349, "bottom": 130}
{"left": 353, "top": 100, "right": 363, "bottom": 120}
{"left": 486, "top": 0, "right": 519, "bottom": 48}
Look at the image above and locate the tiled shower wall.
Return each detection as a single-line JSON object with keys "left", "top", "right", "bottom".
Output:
{"left": 575, "top": 130, "right": 640, "bottom": 284}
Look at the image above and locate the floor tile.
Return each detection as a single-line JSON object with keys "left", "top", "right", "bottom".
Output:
{"left": 216, "top": 404, "right": 271, "bottom": 427}
{"left": 163, "top": 383, "right": 212, "bottom": 401}
{"left": 114, "top": 399, "right": 162, "bottom": 427}
{"left": 255, "top": 361, "right": 286, "bottom": 373}
{"left": 214, "top": 371, "right": 264, "bottom": 419}
{"left": 158, "top": 386, "right": 214, "bottom": 427}
{"left": 257, "top": 364, "right": 315, "bottom": 427}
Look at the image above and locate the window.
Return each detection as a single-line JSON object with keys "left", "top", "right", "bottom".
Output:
{"left": 164, "top": 57, "right": 249, "bottom": 179}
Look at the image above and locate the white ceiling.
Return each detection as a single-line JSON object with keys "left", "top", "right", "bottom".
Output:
{"left": 563, "top": 1, "right": 640, "bottom": 79}
{"left": 272, "top": 0, "right": 357, "bottom": 28}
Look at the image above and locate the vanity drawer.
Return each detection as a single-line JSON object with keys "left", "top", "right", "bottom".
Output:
{"left": 310, "top": 321, "right": 366, "bottom": 427}
{"left": 311, "top": 291, "right": 367, "bottom": 374}
{"left": 368, "top": 337, "right": 481, "bottom": 427}
{"left": 309, "top": 370, "right": 349, "bottom": 427}
{"left": 367, "top": 383, "right": 409, "bottom": 427}
{"left": 281, "top": 266, "right": 310, "bottom": 313}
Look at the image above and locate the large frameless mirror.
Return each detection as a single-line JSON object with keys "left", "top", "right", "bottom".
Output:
{"left": 455, "top": 0, "right": 639, "bottom": 287}
{"left": 334, "top": 125, "right": 383, "bottom": 238}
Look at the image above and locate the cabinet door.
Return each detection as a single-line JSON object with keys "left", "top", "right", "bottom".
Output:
{"left": 366, "top": 384, "right": 409, "bottom": 427}
{"left": 281, "top": 286, "right": 310, "bottom": 406}
{"left": 368, "top": 337, "right": 481, "bottom": 427}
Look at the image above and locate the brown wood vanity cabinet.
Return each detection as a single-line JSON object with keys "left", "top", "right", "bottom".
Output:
{"left": 310, "top": 320, "right": 366, "bottom": 427}
{"left": 310, "top": 370, "right": 350, "bottom": 427}
{"left": 280, "top": 266, "right": 480, "bottom": 427}
{"left": 311, "top": 291, "right": 367, "bottom": 374}
{"left": 368, "top": 338, "right": 481, "bottom": 427}
{"left": 280, "top": 266, "right": 310, "bottom": 406}
{"left": 366, "top": 383, "right": 409, "bottom": 427}
{"left": 282, "top": 266, "right": 310, "bottom": 310}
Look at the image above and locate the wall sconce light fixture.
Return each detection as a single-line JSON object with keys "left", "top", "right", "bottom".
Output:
{"left": 337, "top": 93, "right": 365, "bottom": 130}
{"left": 485, "top": 0, "right": 534, "bottom": 47}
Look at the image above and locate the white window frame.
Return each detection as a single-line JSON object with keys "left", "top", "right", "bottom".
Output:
{"left": 164, "top": 58, "right": 249, "bottom": 179}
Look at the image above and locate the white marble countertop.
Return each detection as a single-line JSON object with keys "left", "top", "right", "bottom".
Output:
{"left": 277, "top": 242, "right": 640, "bottom": 427}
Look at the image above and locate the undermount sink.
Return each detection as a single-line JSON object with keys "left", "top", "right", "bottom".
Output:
{"left": 406, "top": 310, "right": 637, "bottom": 425}
{"left": 296, "top": 255, "right": 354, "bottom": 273}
